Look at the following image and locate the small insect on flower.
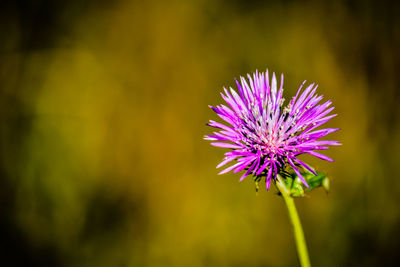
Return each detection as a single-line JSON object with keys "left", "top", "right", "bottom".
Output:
{"left": 205, "top": 70, "right": 340, "bottom": 190}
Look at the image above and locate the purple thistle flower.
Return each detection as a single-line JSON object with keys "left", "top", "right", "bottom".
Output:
{"left": 205, "top": 70, "right": 340, "bottom": 190}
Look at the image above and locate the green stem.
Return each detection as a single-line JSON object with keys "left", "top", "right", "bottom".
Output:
{"left": 276, "top": 175, "right": 311, "bottom": 267}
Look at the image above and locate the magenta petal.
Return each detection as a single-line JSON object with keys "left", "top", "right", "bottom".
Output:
{"left": 293, "top": 157, "right": 317, "bottom": 175}
{"left": 307, "top": 151, "right": 334, "bottom": 162}
{"left": 207, "top": 120, "right": 234, "bottom": 132}
{"left": 312, "top": 140, "right": 341, "bottom": 146}
{"left": 233, "top": 158, "right": 255, "bottom": 173}
{"left": 266, "top": 166, "right": 273, "bottom": 190}
{"left": 256, "top": 160, "right": 270, "bottom": 176}
{"left": 239, "top": 157, "right": 259, "bottom": 181}
{"left": 303, "top": 128, "right": 339, "bottom": 139}
{"left": 288, "top": 157, "right": 309, "bottom": 188}
{"left": 216, "top": 155, "right": 238, "bottom": 169}
{"left": 219, "top": 161, "right": 244, "bottom": 175}
{"left": 210, "top": 142, "right": 243, "bottom": 149}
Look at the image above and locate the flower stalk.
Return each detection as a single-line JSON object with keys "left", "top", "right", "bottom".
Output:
{"left": 276, "top": 175, "right": 311, "bottom": 267}
{"left": 205, "top": 70, "right": 339, "bottom": 266}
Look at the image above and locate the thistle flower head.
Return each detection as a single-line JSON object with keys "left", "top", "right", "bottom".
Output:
{"left": 205, "top": 70, "right": 340, "bottom": 190}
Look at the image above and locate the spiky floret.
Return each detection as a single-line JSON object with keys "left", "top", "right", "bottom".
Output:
{"left": 205, "top": 70, "right": 340, "bottom": 190}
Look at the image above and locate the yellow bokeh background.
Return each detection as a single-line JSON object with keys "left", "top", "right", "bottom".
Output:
{"left": 0, "top": 0, "right": 399, "bottom": 266}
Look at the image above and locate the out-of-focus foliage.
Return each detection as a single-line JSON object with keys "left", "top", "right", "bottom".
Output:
{"left": 0, "top": 0, "right": 399, "bottom": 266}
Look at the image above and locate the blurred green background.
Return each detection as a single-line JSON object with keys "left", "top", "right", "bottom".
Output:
{"left": 0, "top": 0, "right": 399, "bottom": 266}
